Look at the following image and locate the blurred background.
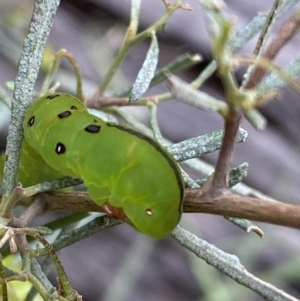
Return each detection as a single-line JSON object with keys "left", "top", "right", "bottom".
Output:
{"left": 0, "top": 0, "right": 300, "bottom": 300}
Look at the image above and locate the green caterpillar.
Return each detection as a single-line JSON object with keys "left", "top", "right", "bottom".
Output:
{"left": 21, "top": 93, "right": 184, "bottom": 238}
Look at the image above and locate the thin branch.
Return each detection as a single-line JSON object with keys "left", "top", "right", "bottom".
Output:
{"left": 229, "top": 0, "right": 299, "bottom": 53}
{"left": 129, "top": 0, "right": 141, "bottom": 37}
{"left": 245, "top": 10, "right": 300, "bottom": 89}
{"left": 86, "top": 95, "right": 130, "bottom": 108}
{"left": 210, "top": 109, "right": 242, "bottom": 191}
{"left": 201, "top": 0, "right": 299, "bottom": 130}
{"left": 41, "top": 49, "right": 83, "bottom": 100}
{"left": 11, "top": 197, "right": 47, "bottom": 227}
{"left": 0, "top": 255, "right": 8, "bottom": 301}
{"left": 27, "top": 232, "right": 76, "bottom": 299}
{"left": 32, "top": 216, "right": 120, "bottom": 257}
{"left": 1, "top": 0, "right": 61, "bottom": 207}
{"left": 33, "top": 189, "right": 300, "bottom": 230}
{"left": 235, "top": 55, "right": 300, "bottom": 95}
{"left": 184, "top": 189, "right": 300, "bottom": 229}
{"left": 172, "top": 226, "right": 298, "bottom": 301}
{"left": 241, "top": 0, "right": 283, "bottom": 89}
{"left": 99, "top": 1, "right": 190, "bottom": 93}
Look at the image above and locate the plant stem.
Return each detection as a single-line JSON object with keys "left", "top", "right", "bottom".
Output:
{"left": 37, "top": 190, "right": 300, "bottom": 230}
{"left": 99, "top": 0, "right": 187, "bottom": 93}
{"left": 210, "top": 109, "right": 242, "bottom": 191}
{"left": 1, "top": 0, "right": 61, "bottom": 215}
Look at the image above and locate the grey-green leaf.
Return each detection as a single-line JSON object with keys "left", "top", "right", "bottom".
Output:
{"left": 129, "top": 32, "right": 159, "bottom": 102}
{"left": 166, "top": 73, "right": 227, "bottom": 113}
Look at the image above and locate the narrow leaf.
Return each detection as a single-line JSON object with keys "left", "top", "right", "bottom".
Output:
{"left": 129, "top": 32, "right": 159, "bottom": 102}
{"left": 166, "top": 73, "right": 227, "bottom": 113}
